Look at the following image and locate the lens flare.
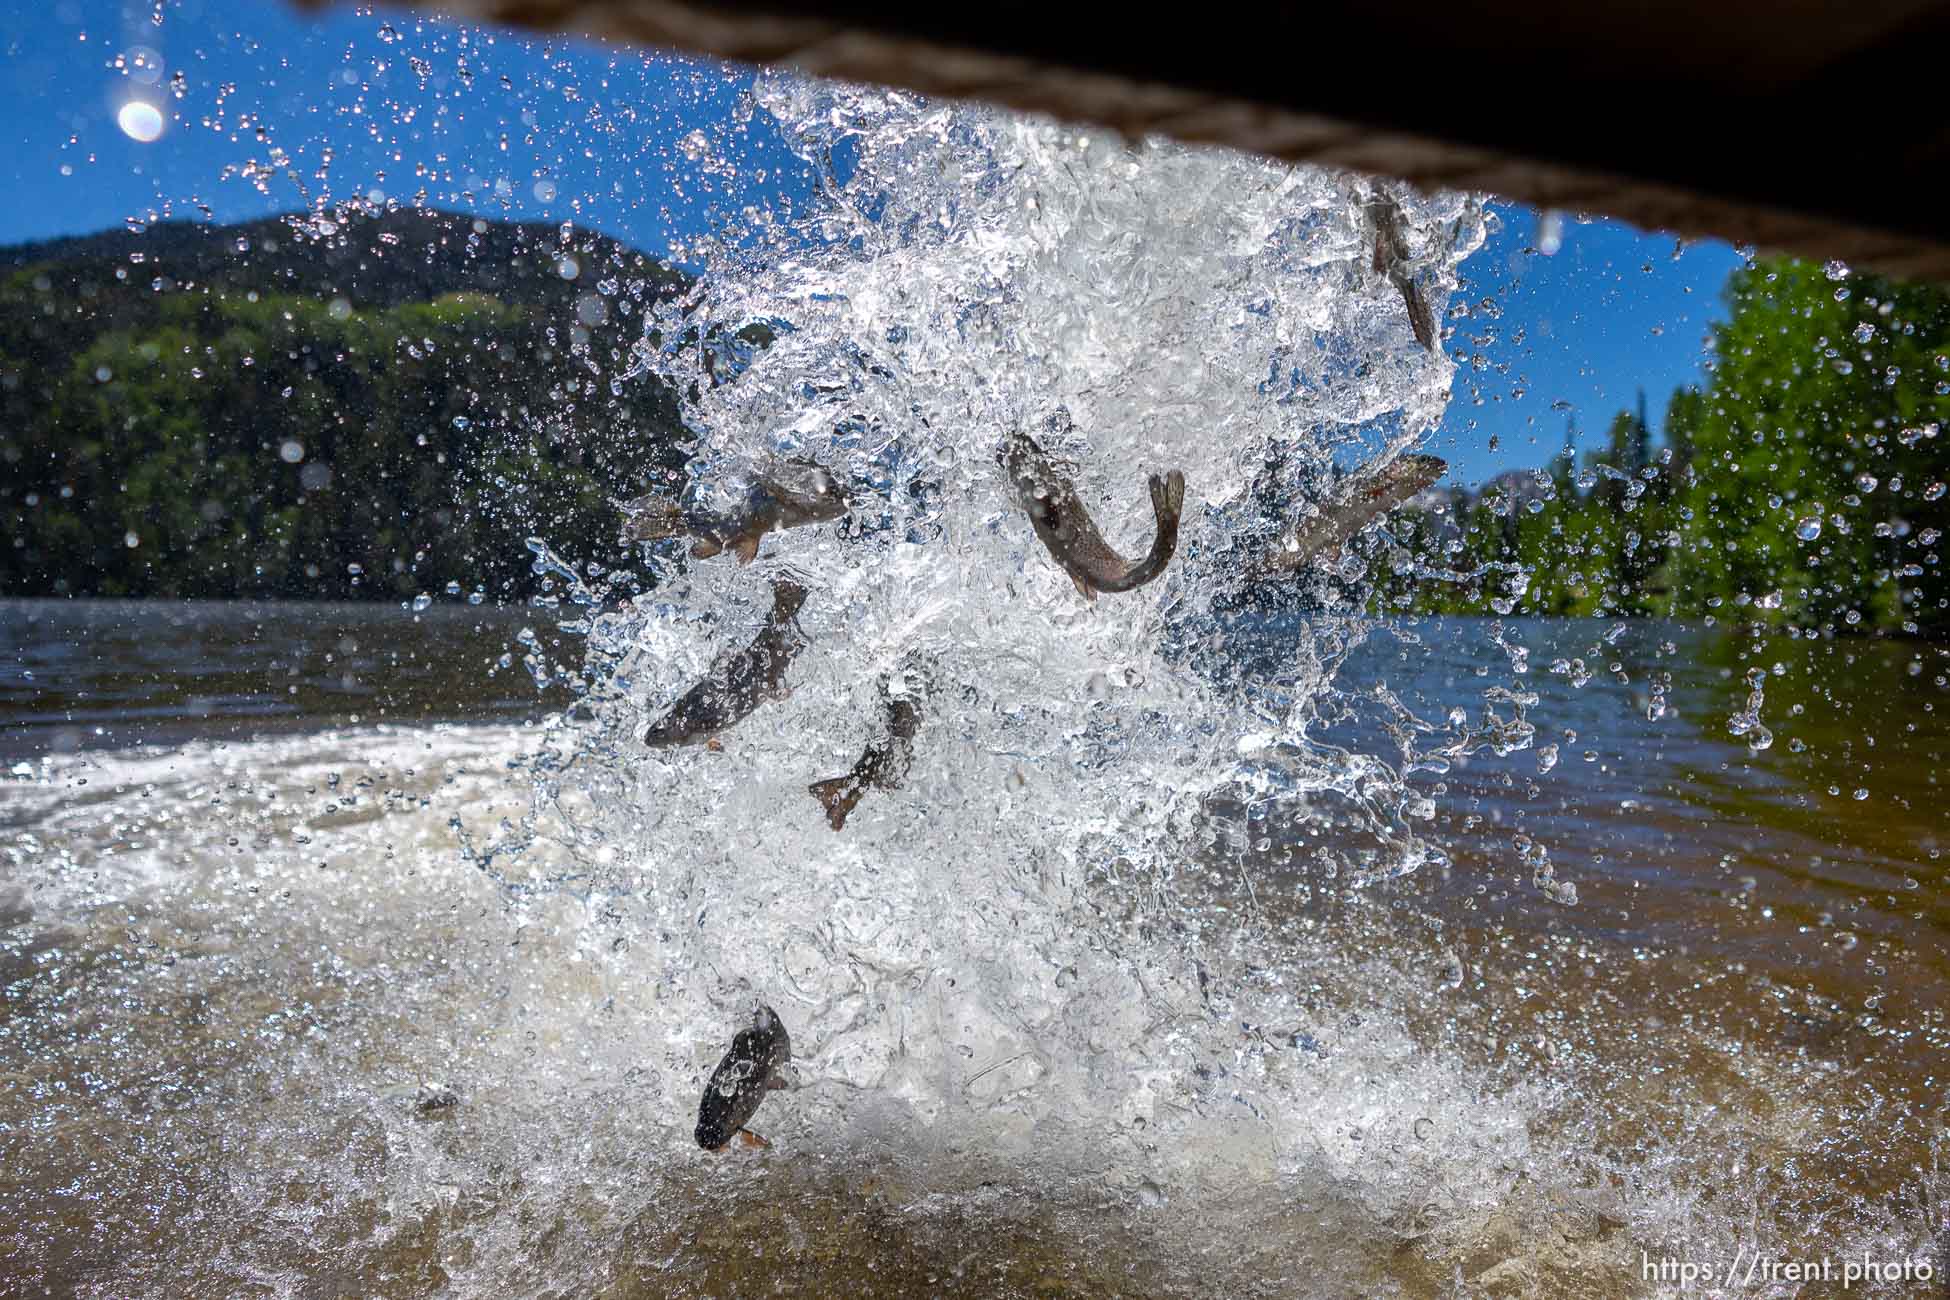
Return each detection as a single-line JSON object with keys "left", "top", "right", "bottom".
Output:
{"left": 116, "top": 99, "right": 165, "bottom": 143}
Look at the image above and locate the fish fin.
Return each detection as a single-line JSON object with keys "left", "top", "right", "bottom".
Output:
{"left": 690, "top": 538, "right": 723, "bottom": 560}
{"left": 732, "top": 534, "right": 762, "bottom": 566}
{"left": 738, "top": 1129, "right": 770, "bottom": 1149}
{"left": 1070, "top": 572, "right": 1097, "bottom": 601}
{"left": 809, "top": 775, "right": 863, "bottom": 831}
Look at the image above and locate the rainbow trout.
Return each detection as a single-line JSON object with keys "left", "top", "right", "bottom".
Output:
{"left": 808, "top": 666, "right": 929, "bottom": 831}
{"left": 1370, "top": 195, "right": 1438, "bottom": 353}
{"left": 642, "top": 579, "right": 809, "bottom": 748}
{"left": 695, "top": 1004, "right": 791, "bottom": 1151}
{"left": 623, "top": 459, "right": 846, "bottom": 566}
{"left": 1000, "top": 431, "right": 1186, "bottom": 600}
{"left": 1261, "top": 453, "right": 1446, "bottom": 575}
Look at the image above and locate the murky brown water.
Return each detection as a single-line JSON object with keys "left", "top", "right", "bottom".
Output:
{"left": 2, "top": 604, "right": 1946, "bottom": 1297}
{"left": 0, "top": 598, "right": 573, "bottom": 757}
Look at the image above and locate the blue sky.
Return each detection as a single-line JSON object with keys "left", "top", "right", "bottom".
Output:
{"left": 2, "top": 1, "right": 1744, "bottom": 486}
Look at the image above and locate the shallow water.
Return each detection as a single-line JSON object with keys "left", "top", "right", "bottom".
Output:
{"left": 2, "top": 606, "right": 1944, "bottom": 1297}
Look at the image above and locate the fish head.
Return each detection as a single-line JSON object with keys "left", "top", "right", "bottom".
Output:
{"left": 750, "top": 1003, "right": 791, "bottom": 1066}
{"left": 997, "top": 431, "right": 1039, "bottom": 481}
{"left": 769, "top": 578, "right": 811, "bottom": 623}
{"left": 618, "top": 493, "right": 684, "bottom": 541}
{"left": 999, "top": 433, "right": 1068, "bottom": 523}
{"left": 758, "top": 459, "right": 848, "bottom": 526}
{"left": 1382, "top": 453, "right": 1446, "bottom": 501}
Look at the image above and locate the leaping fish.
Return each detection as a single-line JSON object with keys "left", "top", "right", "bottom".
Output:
{"left": 1260, "top": 453, "right": 1446, "bottom": 576}
{"left": 622, "top": 458, "right": 847, "bottom": 566}
{"left": 695, "top": 1004, "right": 792, "bottom": 1151}
{"left": 808, "top": 664, "right": 930, "bottom": 830}
{"left": 1000, "top": 431, "right": 1186, "bottom": 600}
{"left": 1370, "top": 194, "right": 1439, "bottom": 353}
{"left": 642, "top": 578, "right": 809, "bottom": 748}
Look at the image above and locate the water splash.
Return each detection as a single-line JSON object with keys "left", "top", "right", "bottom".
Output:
{"left": 453, "top": 74, "right": 1548, "bottom": 1259}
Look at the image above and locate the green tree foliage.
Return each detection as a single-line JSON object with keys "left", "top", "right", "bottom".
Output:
{"left": 0, "top": 214, "right": 693, "bottom": 600}
{"left": 1661, "top": 259, "right": 1949, "bottom": 632}
{"left": 1388, "top": 258, "right": 1950, "bottom": 635}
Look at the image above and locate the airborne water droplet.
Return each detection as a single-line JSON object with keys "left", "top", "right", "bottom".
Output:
{"left": 1795, "top": 516, "right": 1823, "bottom": 541}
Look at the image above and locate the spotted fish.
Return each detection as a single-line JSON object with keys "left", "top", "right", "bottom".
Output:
{"left": 1370, "top": 194, "right": 1439, "bottom": 353}
{"left": 695, "top": 1004, "right": 792, "bottom": 1151}
{"left": 1261, "top": 453, "right": 1446, "bottom": 575}
{"left": 642, "top": 578, "right": 809, "bottom": 748}
{"left": 623, "top": 459, "right": 846, "bottom": 566}
{"left": 808, "top": 664, "right": 929, "bottom": 830}
{"left": 1000, "top": 431, "right": 1186, "bottom": 600}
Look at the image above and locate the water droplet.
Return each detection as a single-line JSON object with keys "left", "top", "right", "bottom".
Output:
{"left": 411, "top": 593, "right": 433, "bottom": 612}
{"left": 1795, "top": 516, "right": 1822, "bottom": 541}
{"left": 123, "top": 530, "right": 140, "bottom": 548}
{"left": 279, "top": 440, "right": 304, "bottom": 464}
{"left": 1824, "top": 259, "right": 1850, "bottom": 281}
{"left": 555, "top": 255, "right": 580, "bottom": 281}
{"left": 328, "top": 297, "right": 353, "bottom": 321}
{"left": 122, "top": 44, "right": 163, "bottom": 86}
{"left": 1924, "top": 482, "right": 1946, "bottom": 502}
{"left": 533, "top": 179, "right": 558, "bottom": 202}
{"left": 1855, "top": 473, "right": 1877, "bottom": 493}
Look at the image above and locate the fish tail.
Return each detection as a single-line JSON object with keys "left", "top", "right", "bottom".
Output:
{"left": 1085, "top": 468, "right": 1185, "bottom": 594}
{"left": 808, "top": 775, "right": 865, "bottom": 831}
{"left": 1397, "top": 277, "right": 1438, "bottom": 352}
{"left": 1152, "top": 468, "right": 1186, "bottom": 524}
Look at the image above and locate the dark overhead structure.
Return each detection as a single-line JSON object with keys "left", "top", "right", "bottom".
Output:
{"left": 392, "top": 0, "right": 1949, "bottom": 280}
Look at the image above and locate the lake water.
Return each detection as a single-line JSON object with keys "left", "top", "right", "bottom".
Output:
{"left": 0, "top": 599, "right": 571, "bottom": 756}
{"left": 2, "top": 600, "right": 1946, "bottom": 1297}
